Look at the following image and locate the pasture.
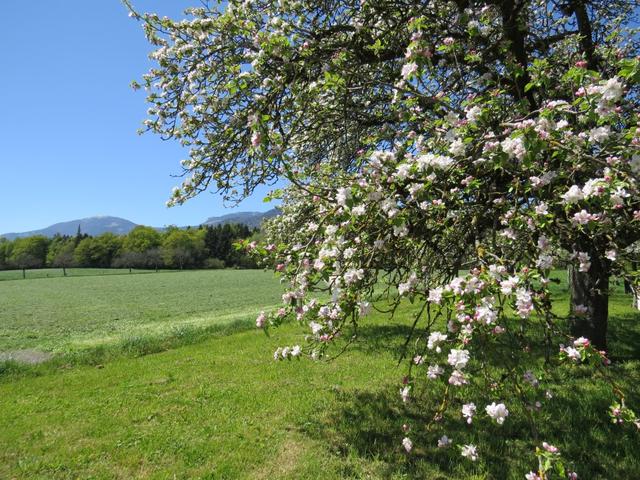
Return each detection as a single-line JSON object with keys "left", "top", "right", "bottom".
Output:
{"left": 0, "top": 268, "right": 161, "bottom": 282}
{"left": 0, "top": 269, "right": 283, "bottom": 354}
{"left": 0, "top": 269, "right": 638, "bottom": 479}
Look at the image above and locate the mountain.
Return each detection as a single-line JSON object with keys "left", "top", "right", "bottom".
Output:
{"left": 1, "top": 216, "right": 139, "bottom": 240}
{"left": 201, "top": 209, "right": 279, "bottom": 229}
{"left": 1, "top": 209, "right": 279, "bottom": 240}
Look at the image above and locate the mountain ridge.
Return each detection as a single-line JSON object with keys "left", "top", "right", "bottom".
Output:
{"left": 1, "top": 209, "right": 278, "bottom": 240}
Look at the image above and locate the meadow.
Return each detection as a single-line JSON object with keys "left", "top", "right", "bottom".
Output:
{"left": 0, "top": 269, "right": 638, "bottom": 479}
{"left": 0, "top": 269, "right": 284, "bottom": 354}
{"left": 0, "top": 268, "right": 161, "bottom": 282}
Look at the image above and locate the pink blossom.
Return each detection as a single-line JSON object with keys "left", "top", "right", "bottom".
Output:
{"left": 515, "top": 289, "right": 534, "bottom": 318}
{"left": 572, "top": 209, "right": 598, "bottom": 225}
{"left": 574, "top": 337, "right": 590, "bottom": 348}
{"left": 448, "top": 370, "right": 468, "bottom": 386}
{"left": 574, "top": 304, "right": 588, "bottom": 316}
{"left": 401, "top": 62, "right": 418, "bottom": 79}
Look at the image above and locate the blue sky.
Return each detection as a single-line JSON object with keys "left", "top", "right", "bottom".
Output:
{"left": 0, "top": 1, "right": 278, "bottom": 233}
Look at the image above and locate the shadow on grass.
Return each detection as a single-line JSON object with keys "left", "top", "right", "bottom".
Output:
{"left": 608, "top": 311, "right": 640, "bottom": 361}
{"left": 301, "top": 321, "right": 640, "bottom": 479}
{"left": 351, "top": 306, "right": 640, "bottom": 363}
{"left": 303, "top": 378, "right": 640, "bottom": 479}
{"left": 349, "top": 323, "right": 415, "bottom": 359}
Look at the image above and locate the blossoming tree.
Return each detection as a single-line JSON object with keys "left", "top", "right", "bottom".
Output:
{"left": 129, "top": 0, "right": 640, "bottom": 477}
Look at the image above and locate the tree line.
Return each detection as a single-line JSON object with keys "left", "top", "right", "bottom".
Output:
{"left": 0, "top": 223, "right": 259, "bottom": 276}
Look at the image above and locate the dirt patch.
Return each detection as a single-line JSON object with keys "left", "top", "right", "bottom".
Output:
{"left": 0, "top": 349, "right": 54, "bottom": 364}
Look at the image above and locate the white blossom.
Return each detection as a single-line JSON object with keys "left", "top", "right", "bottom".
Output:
{"left": 462, "top": 402, "right": 476, "bottom": 424}
{"left": 500, "top": 275, "right": 520, "bottom": 295}
{"left": 427, "top": 364, "right": 444, "bottom": 379}
{"left": 485, "top": 402, "right": 509, "bottom": 424}
{"left": 449, "top": 138, "right": 466, "bottom": 157}
{"left": 564, "top": 346, "right": 581, "bottom": 361}
{"left": 601, "top": 77, "right": 624, "bottom": 102}
{"left": 465, "top": 105, "right": 482, "bottom": 123}
{"left": 428, "top": 287, "right": 444, "bottom": 304}
{"left": 336, "top": 187, "right": 351, "bottom": 206}
{"left": 427, "top": 332, "right": 447, "bottom": 352}
{"left": 400, "top": 385, "right": 411, "bottom": 403}
{"left": 343, "top": 268, "right": 364, "bottom": 285}
{"left": 501, "top": 136, "right": 526, "bottom": 160}
{"left": 402, "top": 436, "right": 413, "bottom": 452}
{"left": 562, "top": 185, "right": 584, "bottom": 204}
{"left": 577, "top": 251, "right": 591, "bottom": 272}
{"left": 461, "top": 444, "right": 478, "bottom": 461}
{"left": 588, "top": 126, "right": 611, "bottom": 143}
{"left": 437, "top": 435, "right": 452, "bottom": 448}
{"left": 448, "top": 349, "right": 470, "bottom": 369}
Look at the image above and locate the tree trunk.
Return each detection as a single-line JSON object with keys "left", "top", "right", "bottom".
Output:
{"left": 22, "top": 268, "right": 26, "bottom": 279}
{"left": 628, "top": 262, "right": 638, "bottom": 308}
{"left": 568, "top": 253, "right": 609, "bottom": 351}
{"left": 632, "top": 284, "right": 640, "bottom": 310}
{"left": 63, "top": 266, "right": 67, "bottom": 277}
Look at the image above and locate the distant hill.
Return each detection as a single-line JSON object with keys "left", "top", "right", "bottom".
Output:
{"left": 1, "top": 216, "right": 138, "bottom": 240}
{"left": 1, "top": 209, "right": 279, "bottom": 240}
{"left": 202, "top": 209, "right": 279, "bottom": 229}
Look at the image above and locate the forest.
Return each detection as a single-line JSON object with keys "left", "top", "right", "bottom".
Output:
{"left": 0, "top": 223, "right": 258, "bottom": 274}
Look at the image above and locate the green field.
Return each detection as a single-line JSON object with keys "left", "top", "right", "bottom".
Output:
{"left": 0, "top": 270, "right": 638, "bottom": 479}
{"left": 0, "top": 269, "right": 283, "bottom": 354}
{"left": 0, "top": 268, "right": 164, "bottom": 282}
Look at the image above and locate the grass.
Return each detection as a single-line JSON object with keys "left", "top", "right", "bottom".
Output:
{"left": 0, "top": 270, "right": 638, "bottom": 479}
{"left": 0, "top": 269, "right": 284, "bottom": 353}
{"left": 0, "top": 268, "right": 164, "bottom": 281}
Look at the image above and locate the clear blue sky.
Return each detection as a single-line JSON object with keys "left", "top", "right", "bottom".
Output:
{"left": 0, "top": 1, "right": 278, "bottom": 234}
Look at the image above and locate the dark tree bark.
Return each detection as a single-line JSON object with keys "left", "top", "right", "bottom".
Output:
{"left": 567, "top": 0, "right": 598, "bottom": 69}
{"left": 569, "top": 251, "right": 609, "bottom": 351}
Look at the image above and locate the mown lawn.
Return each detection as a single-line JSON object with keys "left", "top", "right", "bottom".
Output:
{"left": 0, "top": 269, "right": 284, "bottom": 353}
{"left": 0, "top": 270, "right": 638, "bottom": 479}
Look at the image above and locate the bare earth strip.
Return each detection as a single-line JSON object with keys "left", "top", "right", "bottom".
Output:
{"left": 0, "top": 349, "right": 53, "bottom": 364}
